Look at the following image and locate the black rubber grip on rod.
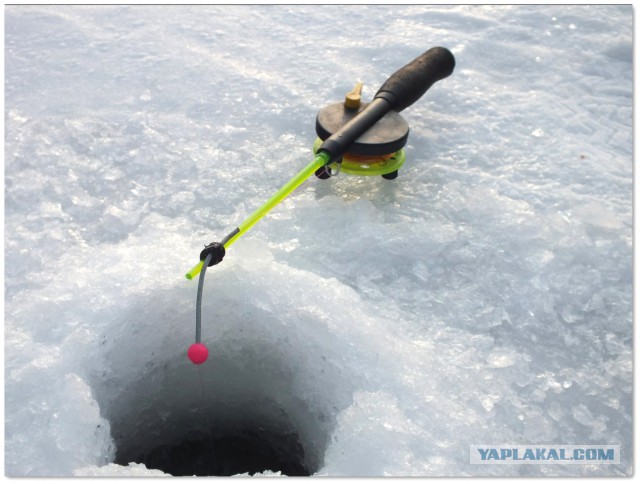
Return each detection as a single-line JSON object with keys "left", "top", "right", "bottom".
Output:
{"left": 374, "top": 46, "right": 455, "bottom": 113}
{"left": 318, "top": 46, "right": 455, "bottom": 163}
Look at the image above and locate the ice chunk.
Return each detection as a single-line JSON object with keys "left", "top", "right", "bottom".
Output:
{"left": 572, "top": 404, "right": 595, "bottom": 427}
{"left": 575, "top": 202, "right": 624, "bottom": 230}
{"left": 486, "top": 347, "right": 519, "bottom": 368}
{"left": 74, "top": 462, "right": 169, "bottom": 477}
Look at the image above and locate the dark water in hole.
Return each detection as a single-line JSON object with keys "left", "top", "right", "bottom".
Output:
{"left": 116, "top": 428, "right": 310, "bottom": 476}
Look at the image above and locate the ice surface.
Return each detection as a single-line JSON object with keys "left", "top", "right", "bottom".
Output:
{"left": 4, "top": 4, "right": 632, "bottom": 477}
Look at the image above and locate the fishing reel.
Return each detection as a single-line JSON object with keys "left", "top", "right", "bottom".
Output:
{"left": 313, "top": 82, "right": 409, "bottom": 180}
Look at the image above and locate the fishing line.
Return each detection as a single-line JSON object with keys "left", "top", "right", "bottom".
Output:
{"left": 195, "top": 253, "right": 213, "bottom": 344}
{"left": 186, "top": 253, "right": 212, "bottom": 365}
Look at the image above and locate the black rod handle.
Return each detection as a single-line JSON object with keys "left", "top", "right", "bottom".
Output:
{"left": 374, "top": 46, "right": 455, "bottom": 113}
{"left": 318, "top": 46, "right": 455, "bottom": 163}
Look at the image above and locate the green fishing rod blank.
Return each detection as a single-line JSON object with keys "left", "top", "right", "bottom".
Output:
{"left": 223, "top": 152, "right": 330, "bottom": 249}
{"left": 185, "top": 262, "right": 204, "bottom": 281}
{"left": 185, "top": 151, "right": 330, "bottom": 280}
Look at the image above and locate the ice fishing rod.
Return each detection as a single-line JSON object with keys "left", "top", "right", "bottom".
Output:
{"left": 185, "top": 46, "right": 455, "bottom": 365}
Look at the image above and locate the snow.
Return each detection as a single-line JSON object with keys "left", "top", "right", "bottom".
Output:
{"left": 4, "top": 4, "right": 632, "bottom": 478}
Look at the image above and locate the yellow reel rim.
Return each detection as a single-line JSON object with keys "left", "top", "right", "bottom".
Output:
{"left": 312, "top": 138, "right": 406, "bottom": 176}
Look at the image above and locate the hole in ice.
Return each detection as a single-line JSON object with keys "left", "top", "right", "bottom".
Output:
{"left": 91, "top": 286, "right": 353, "bottom": 476}
{"left": 115, "top": 411, "right": 310, "bottom": 476}
{"left": 103, "top": 346, "right": 322, "bottom": 476}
